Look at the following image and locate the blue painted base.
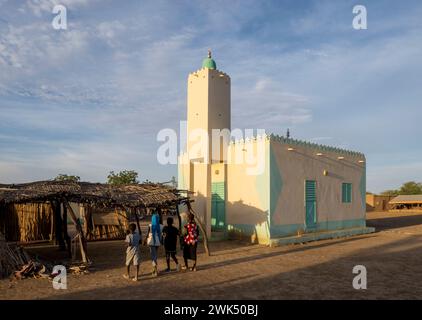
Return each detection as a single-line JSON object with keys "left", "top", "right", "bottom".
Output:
{"left": 227, "top": 219, "right": 371, "bottom": 245}
{"left": 270, "top": 219, "right": 367, "bottom": 238}
{"left": 269, "top": 226, "right": 375, "bottom": 247}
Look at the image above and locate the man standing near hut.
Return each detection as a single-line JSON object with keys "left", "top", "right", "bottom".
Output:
{"left": 124, "top": 223, "right": 141, "bottom": 281}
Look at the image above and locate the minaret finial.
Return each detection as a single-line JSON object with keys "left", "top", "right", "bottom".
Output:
{"left": 208, "top": 49, "right": 212, "bottom": 58}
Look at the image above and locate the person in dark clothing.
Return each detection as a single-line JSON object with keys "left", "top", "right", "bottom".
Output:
{"left": 162, "top": 217, "right": 180, "bottom": 272}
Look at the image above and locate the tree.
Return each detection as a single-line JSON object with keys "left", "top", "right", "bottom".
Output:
{"left": 381, "top": 181, "right": 422, "bottom": 196}
{"left": 54, "top": 174, "right": 80, "bottom": 182}
{"left": 107, "top": 170, "right": 139, "bottom": 185}
{"left": 399, "top": 181, "right": 422, "bottom": 195}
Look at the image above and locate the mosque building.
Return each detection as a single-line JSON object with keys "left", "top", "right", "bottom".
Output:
{"left": 178, "top": 51, "right": 374, "bottom": 245}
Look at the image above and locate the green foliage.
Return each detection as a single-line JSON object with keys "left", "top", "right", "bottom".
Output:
{"left": 54, "top": 174, "right": 80, "bottom": 182}
{"left": 381, "top": 181, "right": 422, "bottom": 196}
{"left": 107, "top": 170, "right": 139, "bottom": 185}
{"left": 399, "top": 181, "right": 422, "bottom": 195}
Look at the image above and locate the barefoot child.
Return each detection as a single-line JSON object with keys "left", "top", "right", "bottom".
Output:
{"left": 162, "top": 217, "right": 180, "bottom": 272}
{"left": 124, "top": 223, "right": 141, "bottom": 281}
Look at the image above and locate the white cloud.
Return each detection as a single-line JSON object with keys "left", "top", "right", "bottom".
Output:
{"left": 96, "top": 20, "right": 126, "bottom": 47}
{"left": 232, "top": 77, "right": 312, "bottom": 131}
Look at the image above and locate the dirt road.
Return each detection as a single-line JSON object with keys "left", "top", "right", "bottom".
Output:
{"left": 1, "top": 211, "right": 422, "bottom": 299}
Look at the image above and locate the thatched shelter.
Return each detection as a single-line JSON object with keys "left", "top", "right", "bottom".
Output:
{"left": 0, "top": 180, "right": 183, "bottom": 208}
{"left": 0, "top": 180, "right": 190, "bottom": 265}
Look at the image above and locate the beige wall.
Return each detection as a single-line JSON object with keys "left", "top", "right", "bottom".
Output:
{"left": 366, "top": 194, "right": 393, "bottom": 211}
{"left": 177, "top": 153, "right": 189, "bottom": 191}
{"left": 211, "top": 162, "right": 226, "bottom": 183}
{"left": 270, "top": 140, "right": 366, "bottom": 229}
{"left": 178, "top": 156, "right": 211, "bottom": 236}
{"left": 225, "top": 138, "right": 270, "bottom": 244}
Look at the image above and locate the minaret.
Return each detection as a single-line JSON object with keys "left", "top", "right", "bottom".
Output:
{"left": 187, "top": 50, "right": 231, "bottom": 163}
{"left": 181, "top": 50, "right": 231, "bottom": 238}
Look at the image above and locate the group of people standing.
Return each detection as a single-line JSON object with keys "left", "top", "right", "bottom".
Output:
{"left": 124, "top": 211, "right": 199, "bottom": 282}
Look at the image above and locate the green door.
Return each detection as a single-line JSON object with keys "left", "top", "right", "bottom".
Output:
{"left": 211, "top": 182, "right": 226, "bottom": 230}
{"left": 305, "top": 180, "right": 317, "bottom": 229}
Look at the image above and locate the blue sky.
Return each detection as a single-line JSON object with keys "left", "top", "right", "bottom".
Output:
{"left": 0, "top": 0, "right": 421, "bottom": 193}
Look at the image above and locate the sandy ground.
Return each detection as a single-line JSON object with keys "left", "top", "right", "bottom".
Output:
{"left": 1, "top": 210, "right": 422, "bottom": 300}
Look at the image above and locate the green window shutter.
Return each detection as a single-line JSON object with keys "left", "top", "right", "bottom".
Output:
{"left": 342, "top": 183, "right": 346, "bottom": 203}
{"left": 211, "top": 182, "right": 225, "bottom": 201}
{"left": 305, "top": 180, "right": 316, "bottom": 201}
{"left": 348, "top": 183, "right": 352, "bottom": 203}
{"left": 342, "top": 183, "right": 352, "bottom": 203}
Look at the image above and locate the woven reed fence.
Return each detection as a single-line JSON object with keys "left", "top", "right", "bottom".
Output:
{"left": 0, "top": 203, "right": 130, "bottom": 242}
{"left": 93, "top": 224, "right": 126, "bottom": 240}
{"left": 0, "top": 203, "right": 53, "bottom": 242}
{"left": 87, "top": 207, "right": 129, "bottom": 240}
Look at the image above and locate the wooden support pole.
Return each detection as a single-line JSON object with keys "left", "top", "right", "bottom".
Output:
{"left": 64, "top": 200, "right": 89, "bottom": 263}
{"left": 124, "top": 206, "right": 141, "bottom": 236}
{"left": 175, "top": 203, "right": 183, "bottom": 250}
{"left": 83, "top": 204, "right": 93, "bottom": 240}
{"left": 135, "top": 208, "right": 142, "bottom": 237}
{"left": 52, "top": 200, "right": 65, "bottom": 250}
{"left": 49, "top": 203, "right": 54, "bottom": 241}
{"left": 81, "top": 205, "right": 88, "bottom": 239}
{"left": 91, "top": 207, "right": 96, "bottom": 239}
{"left": 62, "top": 203, "right": 72, "bottom": 258}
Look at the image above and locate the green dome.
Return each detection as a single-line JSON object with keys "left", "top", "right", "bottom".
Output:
{"left": 202, "top": 57, "right": 217, "bottom": 69}
{"left": 202, "top": 50, "right": 217, "bottom": 69}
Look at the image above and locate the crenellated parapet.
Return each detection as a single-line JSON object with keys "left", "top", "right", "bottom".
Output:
{"left": 227, "top": 133, "right": 364, "bottom": 158}
{"left": 268, "top": 134, "right": 364, "bottom": 157}
{"left": 189, "top": 68, "right": 230, "bottom": 79}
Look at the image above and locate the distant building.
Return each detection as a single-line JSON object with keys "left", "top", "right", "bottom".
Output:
{"left": 178, "top": 51, "right": 374, "bottom": 245}
{"left": 366, "top": 194, "right": 394, "bottom": 212}
{"left": 389, "top": 195, "right": 422, "bottom": 211}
